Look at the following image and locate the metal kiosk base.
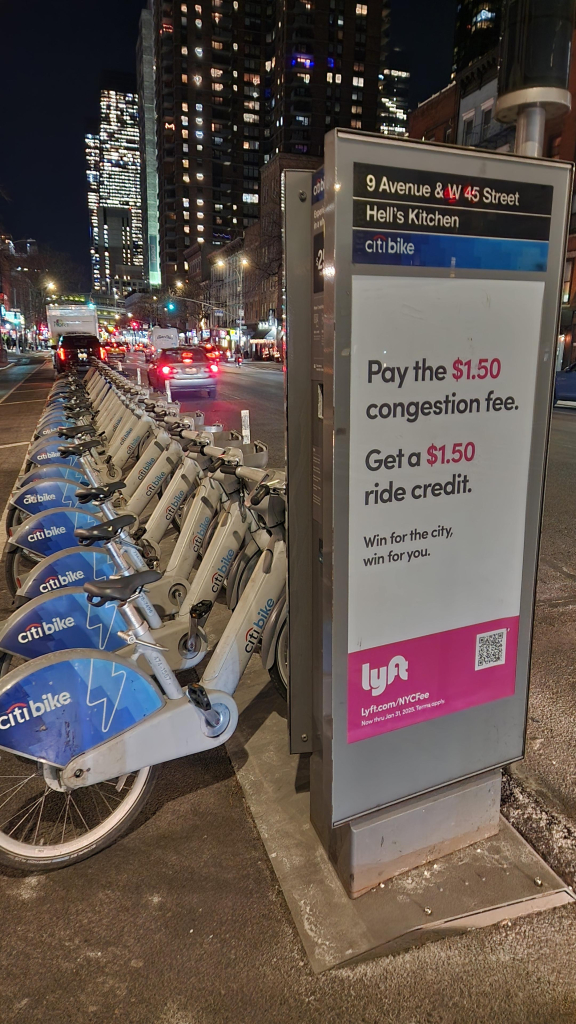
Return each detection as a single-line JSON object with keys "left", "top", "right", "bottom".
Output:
{"left": 228, "top": 663, "right": 574, "bottom": 973}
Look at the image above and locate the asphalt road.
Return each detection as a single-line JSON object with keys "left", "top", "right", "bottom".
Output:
{"left": 0, "top": 356, "right": 576, "bottom": 1023}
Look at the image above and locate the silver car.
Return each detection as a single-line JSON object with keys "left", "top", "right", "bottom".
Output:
{"left": 147, "top": 347, "right": 219, "bottom": 397}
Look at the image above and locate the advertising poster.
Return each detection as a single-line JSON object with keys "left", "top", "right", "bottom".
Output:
{"left": 347, "top": 274, "right": 544, "bottom": 743}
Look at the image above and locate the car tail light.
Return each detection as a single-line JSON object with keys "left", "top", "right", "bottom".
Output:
{"left": 161, "top": 365, "right": 173, "bottom": 377}
{"left": 210, "top": 363, "right": 219, "bottom": 373}
{"left": 57, "top": 348, "right": 66, "bottom": 360}
{"left": 100, "top": 347, "right": 108, "bottom": 360}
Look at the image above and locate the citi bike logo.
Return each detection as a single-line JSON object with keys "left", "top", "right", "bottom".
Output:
{"left": 27, "top": 525, "right": 67, "bottom": 543}
{"left": 23, "top": 492, "right": 56, "bottom": 505}
{"left": 145, "top": 470, "right": 167, "bottom": 497}
{"left": 17, "top": 615, "right": 75, "bottom": 645}
{"left": 211, "top": 549, "right": 235, "bottom": 594}
{"left": 244, "top": 598, "right": 275, "bottom": 654}
{"left": 35, "top": 450, "right": 59, "bottom": 461}
{"left": 364, "top": 233, "right": 415, "bottom": 256}
{"left": 137, "top": 456, "right": 156, "bottom": 482}
{"left": 126, "top": 434, "right": 144, "bottom": 458}
{"left": 0, "top": 691, "right": 72, "bottom": 730}
{"left": 39, "top": 570, "right": 85, "bottom": 594}
{"left": 192, "top": 514, "right": 211, "bottom": 553}
{"left": 362, "top": 655, "right": 408, "bottom": 697}
{"left": 164, "top": 488, "right": 186, "bottom": 522}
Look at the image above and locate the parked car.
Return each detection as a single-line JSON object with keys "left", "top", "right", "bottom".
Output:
{"left": 554, "top": 361, "right": 576, "bottom": 404}
{"left": 147, "top": 347, "right": 218, "bottom": 397}
{"left": 54, "top": 334, "right": 102, "bottom": 374}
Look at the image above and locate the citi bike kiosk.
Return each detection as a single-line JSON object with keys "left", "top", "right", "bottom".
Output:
{"left": 283, "top": 130, "right": 576, "bottom": 942}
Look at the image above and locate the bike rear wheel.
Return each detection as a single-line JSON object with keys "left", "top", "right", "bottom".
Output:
{"left": 0, "top": 755, "right": 158, "bottom": 871}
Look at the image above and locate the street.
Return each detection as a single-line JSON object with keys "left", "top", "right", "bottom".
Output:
{"left": 0, "top": 355, "right": 575, "bottom": 1022}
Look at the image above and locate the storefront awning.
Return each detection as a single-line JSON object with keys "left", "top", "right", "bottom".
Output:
{"left": 251, "top": 326, "right": 276, "bottom": 341}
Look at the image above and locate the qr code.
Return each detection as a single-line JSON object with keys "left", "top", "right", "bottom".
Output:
{"left": 475, "top": 629, "right": 506, "bottom": 670}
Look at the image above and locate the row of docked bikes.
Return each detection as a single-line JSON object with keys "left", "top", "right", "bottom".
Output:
{"left": 0, "top": 361, "right": 288, "bottom": 869}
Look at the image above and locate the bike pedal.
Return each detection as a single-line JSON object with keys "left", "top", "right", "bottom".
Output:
{"left": 189, "top": 599, "right": 212, "bottom": 621}
{"left": 187, "top": 683, "right": 212, "bottom": 712}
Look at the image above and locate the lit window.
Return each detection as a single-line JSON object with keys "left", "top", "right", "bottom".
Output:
{"left": 244, "top": 73, "right": 260, "bottom": 84}
{"left": 352, "top": 76, "right": 364, "bottom": 87}
{"left": 184, "top": 261, "right": 189, "bottom": 269}
{"left": 213, "top": 82, "right": 224, "bottom": 91}
{"left": 184, "top": 225, "right": 190, "bottom": 233}
{"left": 196, "top": 117, "right": 203, "bottom": 125}
{"left": 211, "top": 68, "right": 223, "bottom": 77}
{"left": 198, "top": 224, "right": 204, "bottom": 232}
{"left": 182, "top": 74, "right": 188, "bottom": 83}
{"left": 183, "top": 159, "right": 190, "bottom": 167}
{"left": 197, "top": 144, "right": 203, "bottom": 151}
{"left": 195, "top": 4, "right": 201, "bottom": 11}
{"left": 196, "top": 104, "right": 203, "bottom": 112}
{"left": 335, "top": 73, "right": 341, "bottom": 83}
{"left": 197, "top": 212, "right": 204, "bottom": 219}
{"left": 243, "top": 140, "right": 259, "bottom": 149}
{"left": 195, "top": 130, "right": 204, "bottom": 138}
{"left": 195, "top": 47, "right": 203, "bottom": 57}
{"left": 355, "top": 3, "right": 367, "bottom": 12}
{"left": 198, "top": 237, "right": 204, "bottom": 243}
{"left": 194, "top": 75, "right": 202, "bottom": 85}
{"left": 195, "top": 19, "right": 202, "bottom": 27}
{"left": 182, "top": 129, "right": 189, "bottom": 138}
{"left": 197, "top": 172, "right": 204, "bottom": 179}
{"left": 181, "top": 45, "right": 188, "bottom": 55}
{"left": 182, "top": 102, "right": 189, "bottom": 111}
{"left": 197, "top": 198, "right": 204, "bottom": 205}
{"left": 182, "top": 116, "right": 189, "bottom": 125}
{"left": 213, "top": 41, "right": 224, "bottom": 49}
{"left": 183, "top": 198, "right": 190, "bottom": 207}
{"left": 244, "top": 113, "right": 259, "bottom": 123}
{"left": 297, "top": 73, "right": 310, "bottom": 83}
{"left": 351, "top": 105, "right": 362, "bottom": 114}
{"left": 243, "top": 193, "right": 259, "bottom": 203}
{"left": 351, "top": 119, "right": 361, "bottom": 128}
{"left": 181, "top": 3, "right": 187, "bottom": 10}
{"left": 183, "top": 173, "right": 190, "bottom": 182}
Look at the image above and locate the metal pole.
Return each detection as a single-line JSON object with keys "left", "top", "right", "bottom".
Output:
{"left": 515, "top": 105, "right": 546, "bottom": 158}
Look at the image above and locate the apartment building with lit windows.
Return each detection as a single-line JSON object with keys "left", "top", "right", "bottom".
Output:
{"left": 150, "top": 0, "right": 269, "bottom": 286}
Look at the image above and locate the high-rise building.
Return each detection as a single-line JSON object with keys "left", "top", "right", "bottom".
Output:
{"left": 267, "top": 0, "right": 390, "bottom": 157}
{"left": 151, "top": 0, "right": 394, "bottom": 286}
{"left": 378, "top": 45, "right": 409, "bottom": 136}
{"left": 137, "top": 7, "right": 162, "bottom": 288}
{"left": 452, "top": 0, "right": 502, "bottom": 75}
{"left": 84, "top": 73, "right": 145, "bottom": 296}
{"left": 150, "top": 0, "right": 269, "bottom": 286}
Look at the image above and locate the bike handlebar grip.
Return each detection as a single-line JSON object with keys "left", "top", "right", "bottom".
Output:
{"left": 250, "top": 483, "right": 270, "bottom": 506}
{"left": 220, "top": 463, "right": 239, "bottom": 475}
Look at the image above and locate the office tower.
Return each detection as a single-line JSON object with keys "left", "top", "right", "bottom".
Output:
{"left": 84, "top": 73, "right": 144, "bottom": 295}
{"left": 378, "top": 45, "right": 409, "bottom": 136}
{"left": 452, "top": 0, "right": 502, "bottom": 75}
{"left": 137, "top": 7, "right": 162, "bottom": 288}
{"left": 85, "top": 124, "right": 101, "bottom": 291}
{"left": 151, "top": 0, "right": 269, "bottom": 286}
{"left": 267, "top": 0, "right": 390, "bottom": 156}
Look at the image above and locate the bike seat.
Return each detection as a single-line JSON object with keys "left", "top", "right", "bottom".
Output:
{"left": 75, "top": 481, "right": 126, "bottom": 504}
{"left": 58, "top": 438, "right": 102, "bottom": 458}
{"left": 58, "top": 424, "right": 96, "bottom": 439}
{"left": 74, "top": 513, "right": 136, "bottom": 545}
{"left": 84, "top": 569, "right": 162, "bottom": 606}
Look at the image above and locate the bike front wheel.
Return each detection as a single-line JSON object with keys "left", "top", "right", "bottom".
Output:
{"left": 0, "top": 756, "right": 159, "bottom": 871}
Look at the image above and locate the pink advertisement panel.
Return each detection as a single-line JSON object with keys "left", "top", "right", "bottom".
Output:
{"left": 347, "top": 616, "right": 519, "bottom": 744}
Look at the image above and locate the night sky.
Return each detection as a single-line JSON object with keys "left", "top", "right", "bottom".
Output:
{"left": 0, "top": 0, "right": 456, "bottom": 287}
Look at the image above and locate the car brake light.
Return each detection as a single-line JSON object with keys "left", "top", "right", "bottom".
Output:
{"left": 57, "top": 348, "right": 66, "bottom": 360}
{"left": 210, "top": 363, "right": 219, "bottom": 373}
{"left": 161, "top": 365, "right": 173, "bottom": 376}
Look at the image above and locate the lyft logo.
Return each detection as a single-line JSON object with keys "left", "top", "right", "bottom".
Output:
{"left": 361, "top": 655, "right": 408, "bottom": 697}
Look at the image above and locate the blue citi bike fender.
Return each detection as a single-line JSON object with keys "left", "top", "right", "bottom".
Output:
{"left": 9, "top": 507, "right": 102, "bottom": 558}
{"left": 15, "top": 465, "right": 88, "bottom": 490}
{"left": 0, "top": 587, "right": 124, "bottom": 660}
{"left": 16, "top": 547, "right": 117, "bottom": 600}
{"left": 26, "top": 440, "right": 82, "bottom": 468}
{"left": 0, "top": 650, "right": 164, "bottom": 767}
{"left": 10, "top": 478, "right": 100, "bottom": 516}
